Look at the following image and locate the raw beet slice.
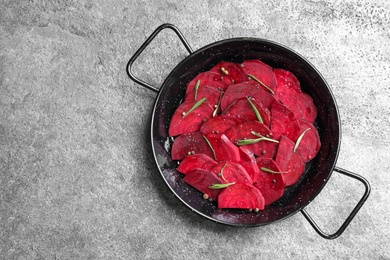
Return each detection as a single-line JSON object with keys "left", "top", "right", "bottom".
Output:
{"left": 254, "top": 158, "right": 286, "bottom": 206}
{"left": 297, "top": 92, "right": 317, "bottom": 124}
{"left": 177, "top": 154, "right": 218, "bottom": 174}
{"left": 224, "top": 121, "right": 278, "bottom": 158}
{"left": 295, "top": 119, "right": 321, "bottom": 162}
{"left": 211, "top": 161, "right": 253, "bottom": 185}
{"left": 239, "top": 147, "right": 261, "bottom": 181}
{"left": 274, "top": 68, "right": 301, "bottom": 117}
{"left": 184, "top": 84, "right": 222, "bottom": 108}
{"left": 275, "top": 136, "right": 306, "bottom": 186}
{"left": 217, "top": 182, "right": 265, "bottom": 210}
{"left": 199, "top": 115, "right": 240, "bottom": 137}
{"left": 209, "top": 61, "right": 248, "bottom": 84}
{"left": 171, "top": 131, "right": 214, "bottom": 160}
{"left": 274, "top": 68, "right": 301, "bottom": 94}
{"left": 242, "top": 59, "right": 277, "bottom": 93}
{"left": 168, "top": 98, "right": 214, "bottom": 137}
{"left": 183, "top": 169, "right": 223, "bottom": 201}
{"left": 220, "top": 81, "right": 277, "bottom": 112}
{"left": 186, "top": 71, "right": 231, "bottom": 94}
{"left": 222, "top": 97, "right": 271, "bottom": 127}
{"left": 270, "top": 102, "right": 300, "bottom": 141}
{"left": 205, "top": 134, "right": 241, "bottom": 162}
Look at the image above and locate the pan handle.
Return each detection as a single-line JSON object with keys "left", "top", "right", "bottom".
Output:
{"left": 301, "top": 167, "right": 370, "bottom": 239}
{"left": 126, "top": 23, "right": 193, "bottom": 93}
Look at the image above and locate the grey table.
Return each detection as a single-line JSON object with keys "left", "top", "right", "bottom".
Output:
{"left": 1, "top": 1, "right": 389, "bottom": 259}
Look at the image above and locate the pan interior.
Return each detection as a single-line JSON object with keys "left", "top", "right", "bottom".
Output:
{"left": 151, "top": 38, "right": 340, "bottom": 226}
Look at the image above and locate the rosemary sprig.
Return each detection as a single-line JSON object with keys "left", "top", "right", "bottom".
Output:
{"left": 260, "top": 167, "right": 286, "bottom": 174}
{"left": 209, "top": 182, "right": 235, "bottom": 189}
{"left": 218, "top": 163, "right": 228, "bottom": 182}
{"left": 247, "top": 96, "right": 263, "bottom": 124}
{"left": 236, "top": 131, "right": 279, "bottom": 146}
{"left": 213, "top": 91, "right": 223, "bottom": 117}
{"left": 247, "top": 73, "right": 275, "bottom": 94}
{"left": 202, "top": 135, "right": 217, "bottom": 160}
{"left": 194, "top": 79, "right": 200, "bottom": 101}
{"left": 294, "top": 128, "right": 311, "bottom": 152}
{"left": 182, "top": 97, "right": 207, "bottom": 118}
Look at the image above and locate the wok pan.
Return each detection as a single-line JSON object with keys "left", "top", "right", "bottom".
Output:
{"left": 126, "top": 24, "right": 370, "bottom": 239}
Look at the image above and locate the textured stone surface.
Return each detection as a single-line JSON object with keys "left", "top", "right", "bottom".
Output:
{"left": 0, "top": 0, "right": 389, "bottom": 259}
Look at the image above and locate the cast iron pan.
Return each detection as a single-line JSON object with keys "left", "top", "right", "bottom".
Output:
{"left": 126, "top": 24, "right": 370, "bottom": 239}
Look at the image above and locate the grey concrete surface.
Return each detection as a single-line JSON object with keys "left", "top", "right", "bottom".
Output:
{"left": 1, "top": 1, "right": 389, "bottom": 259}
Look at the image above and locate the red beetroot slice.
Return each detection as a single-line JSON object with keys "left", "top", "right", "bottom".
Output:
{"left": 295, "top": 119, "right": 321, "bottom": 162}
{"left": 168, "top": 98, "right": 214, "bottom": 137}
{"left": 222, "top": 97, "right": 271, "bottom": 127}
{"left": 184, "top": 84, "right": 222, "bottom": 108}
{"left": 239, "top": 147, "right": 261, "bottom": 181}
{"left": 171, "top": 131, "right": 214, "bottom": 160}
{"left": 254, "top": 158, "right": 286, "bottom": 206}
{"left": 217, "top": 182, "right": 265, "bottom": 210}
{"left": 275, "top": 136, "right": 306, "bottom": 186}
{"left": 270, "top": 102, "right": 300, "bottom": 141}
{"left": 211, "top": 161, "right": 253, "bottom": 185}
{"left": 205, "top": 134, "right": 241, "bottom": 163}
{"left": 186, "top": 71, "right": 231, "bottom": 94}
{"left": 177, "top": 154, "right": 218, "bottom": 174}
{"left": 183, "top": 169, "right": 222, "bottom": 201}
{"left": 274, "top": 68, "right": 301, "bottom": 94}
{"left": 200, "top": 115, "right": 240, "bottom": 137}
{"left": 209, "top": 61, "right": 248, "bottom": 84}
{"left": 274, "top": 68, "right": 302, "bottom": 118}
{"left": 220, "top": 81, "right": 277, "bottom": 112}
{"left": 242, "top": 59, "right": 278, "bottom": 93}
{"left": 224, "top": 121, "right": 278, "bottom": 158}
{"left": 297, "top": 92, "right": 317, "bottom": 124}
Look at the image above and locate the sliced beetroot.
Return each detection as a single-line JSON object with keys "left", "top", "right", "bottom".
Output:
{"left": 170, "top": 60, "right": 321, "bottom": 211}
{"left": 297, "top": 92, "right": 317, "bottom": 124}
{"left": 183, "top": 169, "right": 223, "bottom": 201}
{"left": 184, "top": 84, "right": 222, "bottom": 108}
{"left": 224, "top": 121, "right": 278, "bottom": 158}
{"left": 270, "top": 102, "right": 300, "bottom": 141}
{"left": 238, "top": 147, "right": 261, "bottom": 181}
{"left": 211, "top": 161, "right": 253, "bottom": 185}
{"left": 199, "top": 115, "right": 240, "bottom": 137}
{"left": 242, "top": 59, "right": 277, "bottom": 93}
{"left": 275, "top": 136, "right": 306, "bottom": 186}
{"left": 205, "top": 134, "right": 241, "bottom": 163}
{"left": 222, "top": 97, "right": 271, "bottom": 127}
{"left": 209, "top": 61, "right": 248, "bottom": 84}
{"left": 168, "top": 98, "right": 214, "bottom": 137}
{"left": 254, "top": 158, "right": 286, "bottom": 206}
{"left": 186, "top": 71, "right": 232, "bottom": 94}
{"left": 274, "top": 68, "right": 301, "bottom": 93}
{"left": 177, "top": 154, "right": 218, "bottom": 174}
{"left": 295, "top": 119, "right": 321, "bottom": 162}
{"left": 220, "top": 81, "right": 277, "bottom": 112}
{"left": 217, "top": 182, "right": 265, "bottom": 210}
{"left": 171, "top": 131, "right": 214, "bottom": 160}
{"left": 274, "top": 69, "right": 301, "bottom": 118}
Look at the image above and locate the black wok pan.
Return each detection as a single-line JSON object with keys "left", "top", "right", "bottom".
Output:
{"left": 126, "top": 24, "right": 370, "bottom": 239}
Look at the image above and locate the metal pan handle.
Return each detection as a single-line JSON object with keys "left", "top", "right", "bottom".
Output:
{"left": 301, "top": 167, "right": 371, "bottom": 239}
{"left": 126, "top": 23, "right": 193, "bottom": 93}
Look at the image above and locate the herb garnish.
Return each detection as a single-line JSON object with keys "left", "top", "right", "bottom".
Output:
{"left": 182, "top": 97, "right": 207, "bottom": 118}
{"left": 247, "top": 73, "right": 275, "bottom": 94}
{"left": 294, "top": 128, "right": 311, "bottom": 152}
{"left": 236, "top": 131, "right": 279, "bottom": 146}
{"left": 247, "top": 96, "right": 263, "bottom": 123}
